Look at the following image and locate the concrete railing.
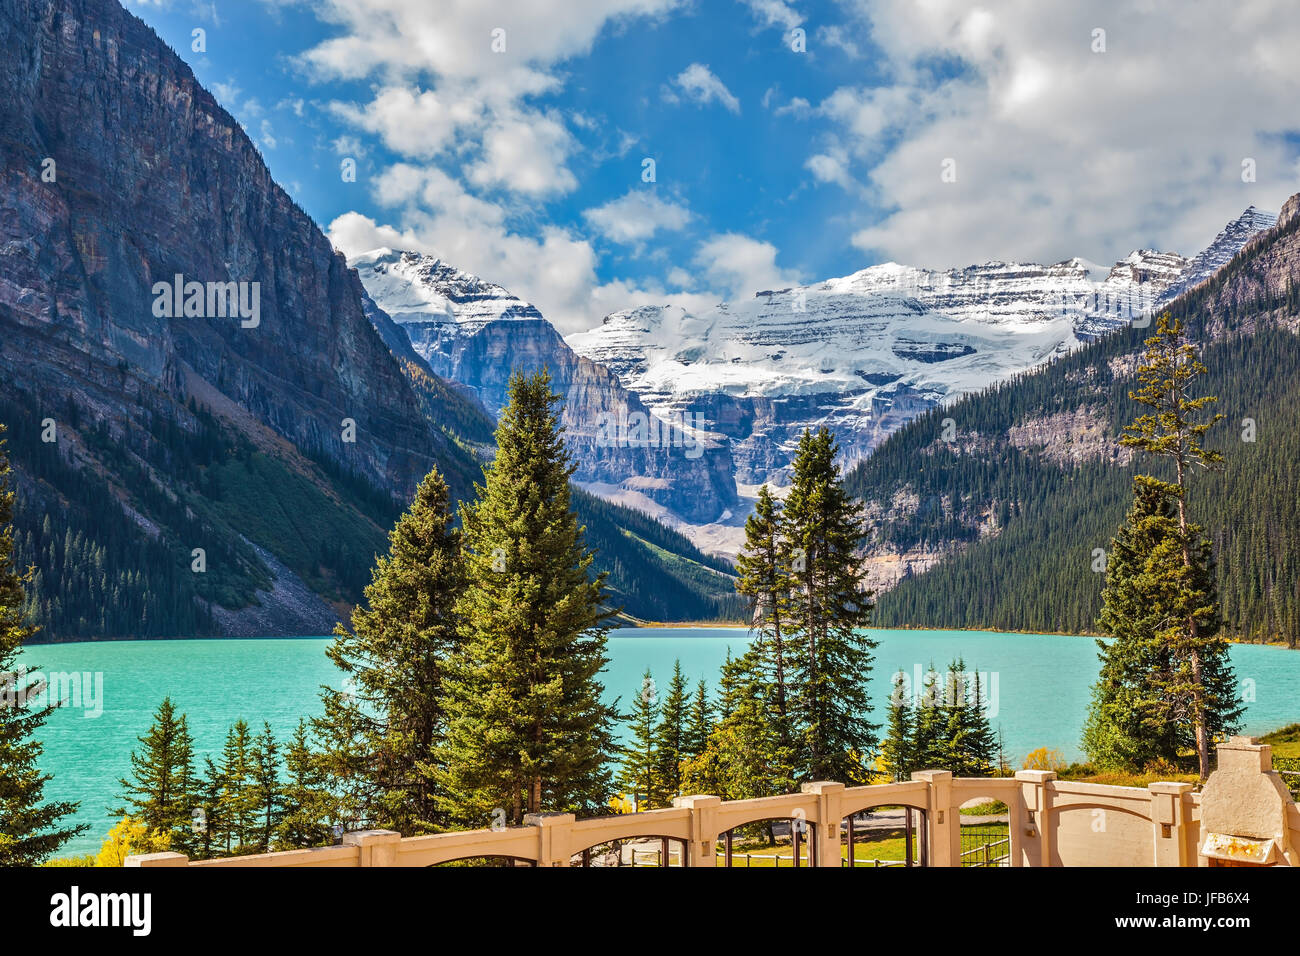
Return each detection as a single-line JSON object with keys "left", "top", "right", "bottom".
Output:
{"left": 126, "top": 737, "right": 1298, "bottom": 868}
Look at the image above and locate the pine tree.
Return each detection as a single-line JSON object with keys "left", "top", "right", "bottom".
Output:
{"left": 681, "top": 667, "right": 784, "bottom": 809}
{"left": 248, "top": 722, "right": 281, "bottom": 853}
{"left": 1116, "top": 313, "right": 1241, "bottom": 780}
{"left": 0, "top": 424, "right": 84, "bottom": 865}
{"left": 880, "top": 671, "right": 914, "bottom": 781}
{"left": 441, "top": 371, "right": 619, "bottom": 825}
{"left": 965, "top": 669, "right": 997, "bottom": 776}
{"left": 1084, "top": 479, "right": 1184, "bottom": 768}
{"left": 113, "top": 697, "right": 197, "bottom": 853}
{"left": 938, "top": 660, "right": 995, "bottom": 776}
{"left": 315, "top": 467, "right": 464, "bottom": 835}
{"left": 618, "top": 669, "right": 659, "bottom": 811}
{"left": 683, "top": 680, "right": 713, "bottom": 761}
{"left": 735, "top": 485, "right": 795, "bottom": 755}
{"left": 196, "top": 756, "right": 222, "bottom": 859}
{"left": 652, "top": 660, "right": 688, "bottom": 804}
{"left": 910, "top": 664, "right": 947, "bottom": 771}
{"left": 717, "top": 649, "right": 741, "bottom": 721}
{"left": 782, "top": 428, "right": 878, "bottom": 782}
{"left": 216, "top": 719, "right": 254, "bottom": 854}
{"left": 275, "top": 721, "right": 334, "bottom": 850}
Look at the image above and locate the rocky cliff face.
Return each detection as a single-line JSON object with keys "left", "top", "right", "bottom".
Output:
{"left": 0, "top": 0, "right": 462, "bottom": 497}
{"left": 0, "top": 0, "right": 485, "bottom": 635}
{"left": 352, "top": 249, "right": 739, "bottom": 523}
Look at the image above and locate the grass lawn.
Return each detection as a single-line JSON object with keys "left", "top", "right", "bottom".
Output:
{"left": 1261, "top": 723, "right": 1300, "bottom": 759}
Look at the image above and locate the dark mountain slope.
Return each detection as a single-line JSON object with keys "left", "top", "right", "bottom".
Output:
{"left": 846, "top": 197, "right": 1300, "bottom": 645}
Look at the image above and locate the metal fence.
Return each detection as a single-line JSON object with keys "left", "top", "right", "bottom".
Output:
{"left": 959, "top": 825, "right": 1011, "bottom": 867}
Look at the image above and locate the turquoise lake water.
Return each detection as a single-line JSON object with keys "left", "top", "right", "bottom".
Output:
{"left": 20, "top": 627, "right": 1300, "bottom": 855}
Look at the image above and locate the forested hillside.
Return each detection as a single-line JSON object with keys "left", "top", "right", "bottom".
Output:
{"left": 847, "top": 203, "right": 1300, "bottom": 645}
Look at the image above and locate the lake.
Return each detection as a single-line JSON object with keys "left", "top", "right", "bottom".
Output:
{"left": 21, "top": 627, "right": 1300, "bottom": 856}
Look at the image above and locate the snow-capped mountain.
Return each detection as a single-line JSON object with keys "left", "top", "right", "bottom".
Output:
{"left": 350, "top": 208, "right": 1272, "bottom": 551}
{"left": 1155, "top": 206, "right": 1277, "bottom": 304}
{"left": 566, "top": 208, "right": 1274, "bottom": 495}
{"left": 351, "top": 249, "right": 739, "bottom": 524}
{"left": 567, "top": 288, "right": 1079, "bottom": 486}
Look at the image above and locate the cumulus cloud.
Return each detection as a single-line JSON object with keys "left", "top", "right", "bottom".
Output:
{"left": 330, "top": 168, "right": 713, "bottom": 333}
{"left": 671, "top": 63, "right": 741, "bottom": 114}
{"left": 288, "top": 0, "right": 694, "bottom": 327}
{"left": 740, "top": 0, "right": 802, "bottom": 31}
{"left": 583, "top": 190, "right": 693, "bottom": 244}
{"left": 823, "top": 0, "right": 1300, "bottom": 267}
{"left": 693, "top": 233, "right": 802, "bottom": 299}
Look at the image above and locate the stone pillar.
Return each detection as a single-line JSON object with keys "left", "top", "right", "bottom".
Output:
{"left": 1015, "top": 770, "right": 1056, "bottom": 867}
{"left": 343, "top": 829, "right": 402, "bottom": 866}
{"left": 1148, "top": 781, "right": 1195, "bottom": 867}
{"left": 801, "top": 781, "right": 846, "bottom": 867}
{"left": 524, "top": 812, "right": 576, "bottom": 867}
{"left": 1198, "top": 736, "right": 1297, "bottom": 866}
{"left": 125, "top": 851, "right": 189, "bottom": 867}
{"left": 673, "top": 794, "right": 721, "bottom": 867}
{"left": 912, "top": 770, "right": 957, "bottom": 867}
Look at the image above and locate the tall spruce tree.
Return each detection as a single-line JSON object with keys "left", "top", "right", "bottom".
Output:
{"left": 441, "top": 370, "right": 619, "bottom": 825}
{"left": 964, "top": 670, "right": 997, "bottom": 777}
{"left": 939, "top": 660, "right": 995, "bottom": 776}
{"left": 681, "top": 666, "right": 784, "bottom": 810}
{"left": 619, "top": 669, "right": 659, "bottom": 810}
{"left": 880, "top": 671, "right": 914, "bottom": 781}
{"left": 274, "top": 721, "right": 334, "bottom": 850}
{"left": 652, "top": 660, "right": 689, "bottom": 804}
{"left": 735, "top": 485, "right": 795, "bottom": 759}
{"left": 683, "top": 680, "right": 713, "bottom": 761}
{"left": 782, "top": 428, "right": 878, "bottom": 782}
{"left": 1084, "top": 479, "right": 1185, "bottom": 768}
{"left": 910, "top": 664, "right": 947, "bottom": 771}
{"left": 0, "top": 425, "right": 83, "bottom": 864}
{"left": 1117, "top": 313, "right": 1241, "bottom": 780}
{"left": 316, "top": 467, "right": 464, "bottom": 835}
{"left": 248, "top": 722, "right": 281, "bottom": 853}
{"left": 216, "top": 719, "right": 254, "bottom": 854}
{"left": 113, "top": 697, "right": 198, "bottom": 853}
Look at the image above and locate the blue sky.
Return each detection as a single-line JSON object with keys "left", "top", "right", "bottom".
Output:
{"left": 125, "top": 0, "right": 1300, "bottom": 332}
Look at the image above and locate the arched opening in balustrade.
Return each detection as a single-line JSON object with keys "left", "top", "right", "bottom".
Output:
{"left": 430, "top": 855, "right": 539, "bottom": 867}
{"left": 841, "top": 803, "right": 928, "bottom": 868}
{"left": 719, "top": 817, "right": 819, "bottom": 868}
{"left": 955, "top": 794, "right": 1011, "bottom": 867}
{"left": 570, "top": 836, "right": 688, "bottom": 867}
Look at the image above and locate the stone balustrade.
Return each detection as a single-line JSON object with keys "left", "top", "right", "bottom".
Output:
{"left": 126, "top": 736, "right": 1300, "bottom": 868}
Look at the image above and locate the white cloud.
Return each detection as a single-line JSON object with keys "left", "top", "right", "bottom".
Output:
{"left": 693, "top": 233, "right": 801, "bottom": 298}
{"left": 332, "top": 135, "right": 365, "bottom": 157}
{"left": 583, "top": 190, "right": 692, "bottom": 244}
{"left": 740, "top": 0, "right": 802, "bottom": 31}
{"left": 805, "top": 148, "right": 855, "bottom": 190}
{"left": 816, "top": 24, "right": 860, "bottom": 57}
{"left": 294, "top": 0, "right": 682, "bottom": 83}
{"left": 330, "top": 168, "right": 714, "bottom": 333}
{"left": 773, "top": 96, "right": 812, "bottom": 118}
{"left": 826, "top": 0, "right": 1300, "bottom": 267}
{"left": 672, "top": 63, "right": 741, "bottom": 114}
{"left": 467, "top": 110, "right": 577, "bottom": 197}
